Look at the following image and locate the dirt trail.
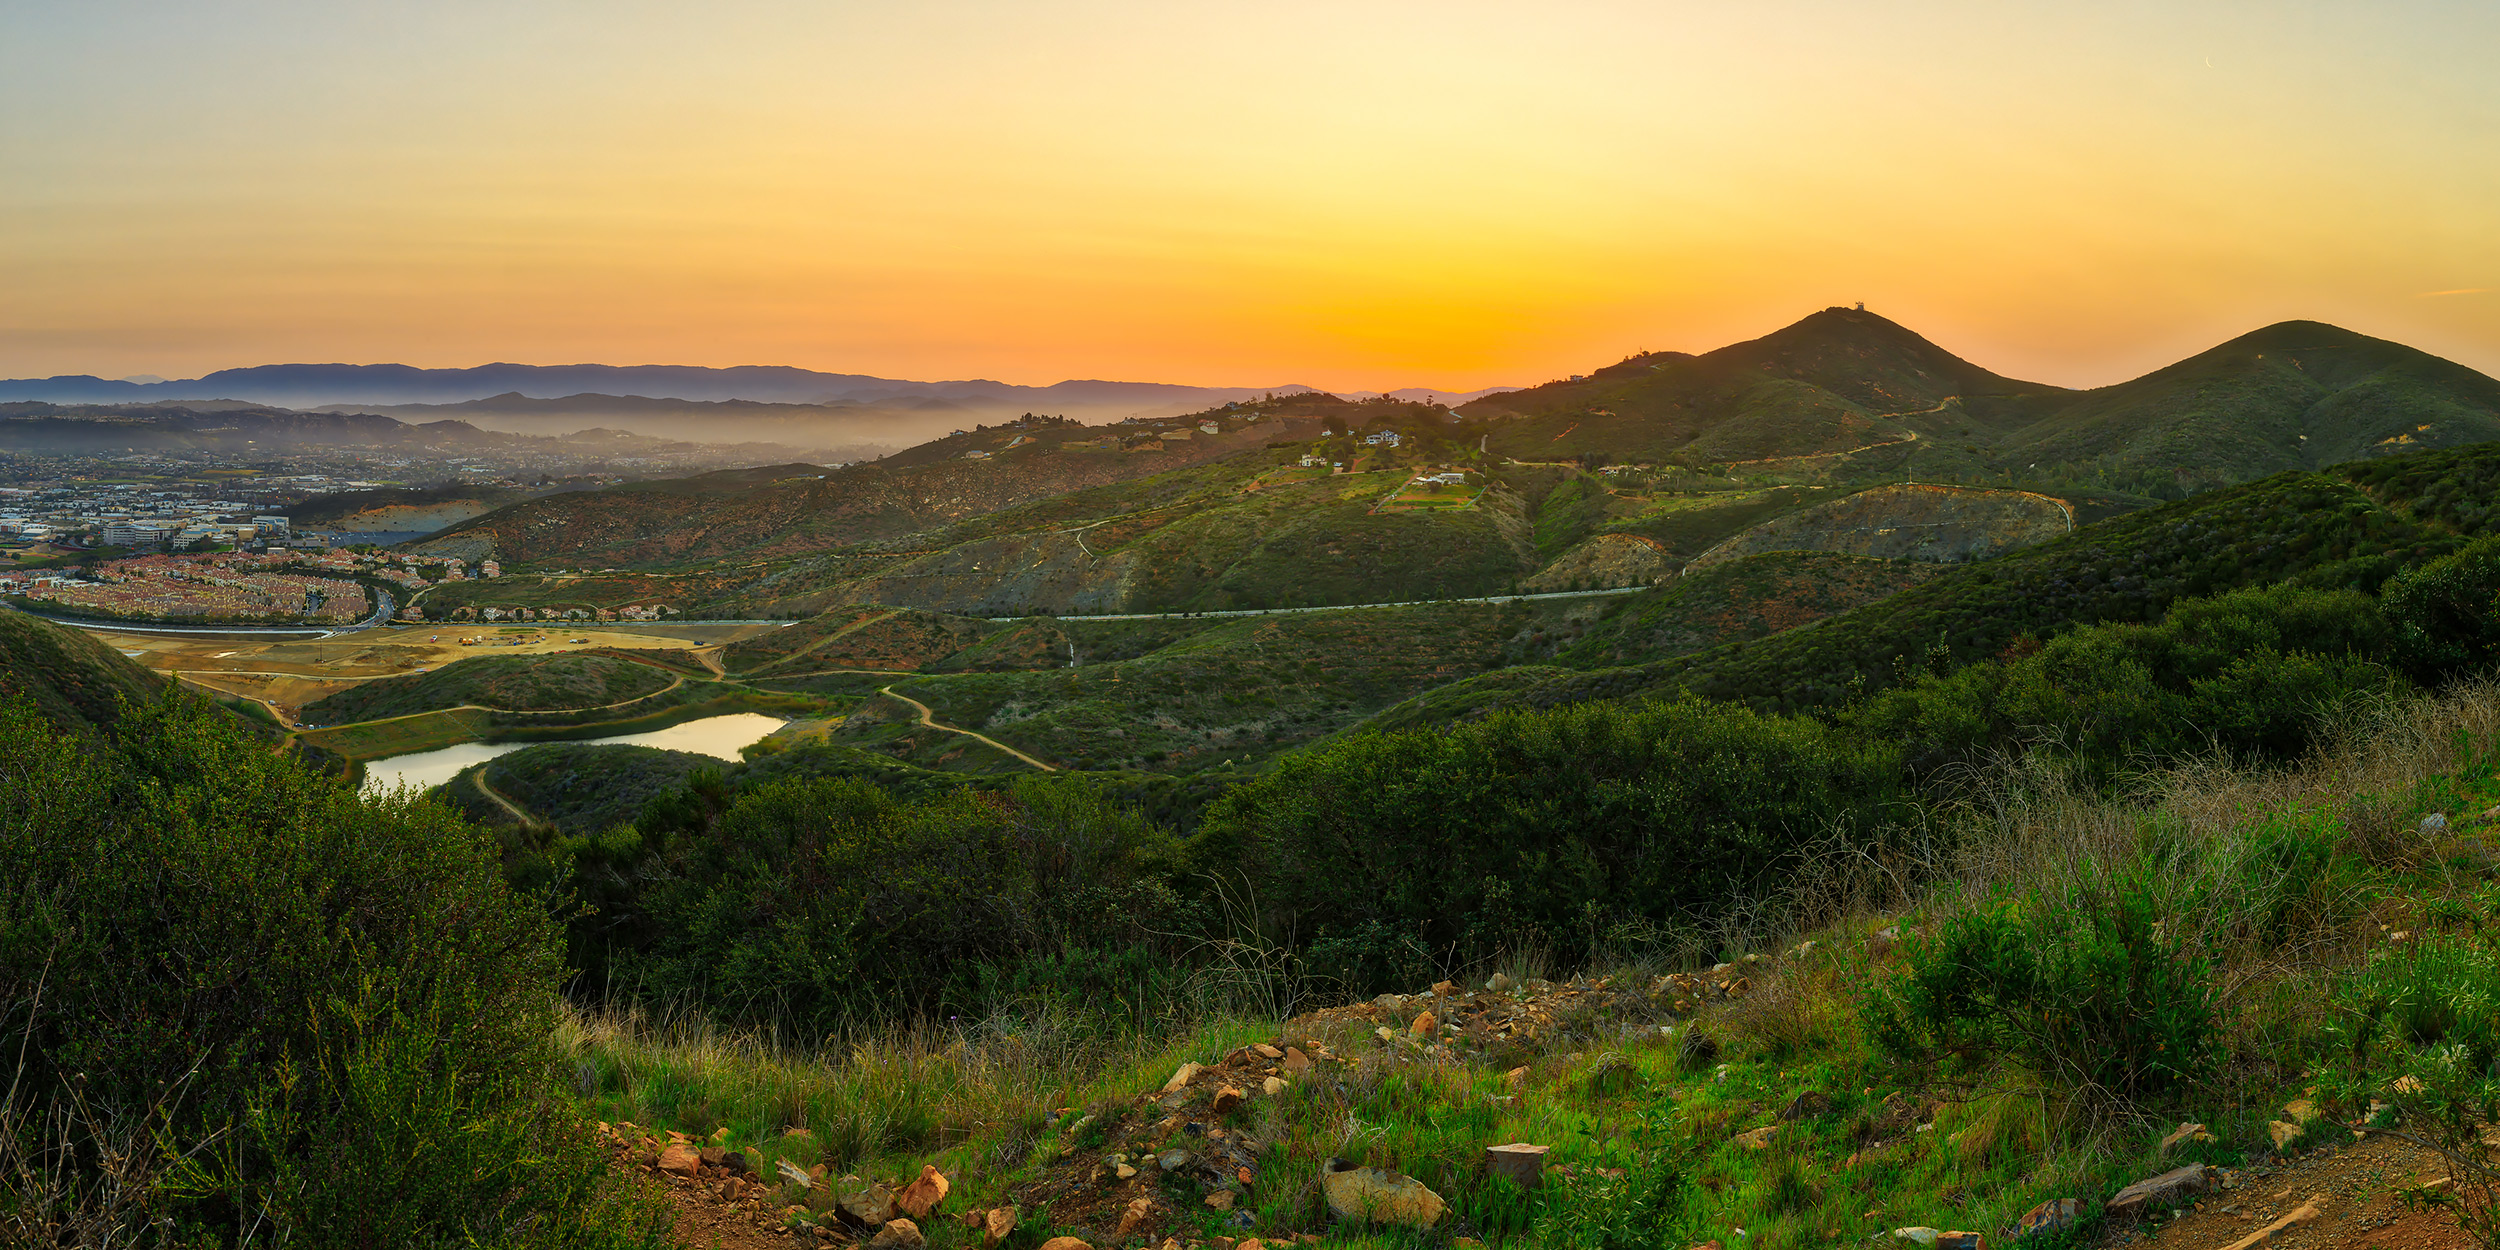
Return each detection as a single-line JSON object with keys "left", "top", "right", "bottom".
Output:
{"left": 470, "top": 766, "right": 535, "bottom": 826}
{"left": 2132, "top": 1128, "right": 2473, "bottom": 1250}
{"left": 746, "top": 608, "right": 903, "bottom": 675}
{"left": 878, "top": 686, "right": 1056, "bottom": 771}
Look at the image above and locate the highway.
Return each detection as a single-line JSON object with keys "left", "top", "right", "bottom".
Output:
{"left": 984, "top": 584, "right": 1647, "bottom": 623}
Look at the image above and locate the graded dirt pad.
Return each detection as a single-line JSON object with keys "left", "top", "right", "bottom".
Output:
{"left": 2129, "top": 1131, "right": 2477, "bottom": 1250}
{"left": 102, "top": 623, "right": 750, "bottom": 720}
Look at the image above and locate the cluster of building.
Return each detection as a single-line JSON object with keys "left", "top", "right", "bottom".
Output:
{"left": 0, "top": 547, "right": 489, "bottom": 624}
{"left": 7, "top": 554, "right": 373, "bottom": 624}
{"left": 0, "top": 480, "right": 317, "bottom": 552}
{"left": 438, "top": 603, "right": 674, "bottom": 623}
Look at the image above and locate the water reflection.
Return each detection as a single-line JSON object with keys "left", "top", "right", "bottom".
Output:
{"left": 359, "top": 712, "right": 782, "bottom": 796}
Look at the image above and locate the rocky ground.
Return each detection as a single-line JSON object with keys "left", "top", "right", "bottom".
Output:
{"left": 602, "top": 958, "right": 2500, "bottom": 1250}
{"left": 2122, "top": 1129, "right": 2480, "bottom": 1250}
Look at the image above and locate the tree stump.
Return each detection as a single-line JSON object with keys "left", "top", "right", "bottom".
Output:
{"left": 1485, "top": 1142, "right": 1549, "bottom": 1189}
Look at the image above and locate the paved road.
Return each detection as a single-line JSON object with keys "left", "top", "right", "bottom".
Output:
{"left": 988, "top": 584, "right": 1647, "bottom": 623}
{"left": 4, "top": 588, "right": 396, "bottom": 639}
{"left": 879, "top": 685, "right": 1057, "bottom": 772}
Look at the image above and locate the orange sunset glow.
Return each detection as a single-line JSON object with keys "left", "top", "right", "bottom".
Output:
{"left": 5, "top": 1, "right": 2497, "bottom": 388}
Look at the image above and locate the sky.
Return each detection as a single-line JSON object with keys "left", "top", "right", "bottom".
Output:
{"left": 3, "top": 0, "right": 2497, "bottom": 392}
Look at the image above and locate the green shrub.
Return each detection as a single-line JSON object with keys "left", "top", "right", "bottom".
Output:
{"left": 0, "top": 692, "right": 667, "bottom": 1245}
{"left": 1845, "top": 584, "right": 2398, "bottom": 779}
{"left": 2314, "top": 935, "right": 2500, "bottom": 1247}
{"left": 1867, "top": 880, "right": 2218, "bottom": 1108}
{"left": 1196, "top": 697, "right": 1902, "bottom": 990}
{"left": 2381, "top": 534, "right": 2500, "bottom": 680}
{"left": 588, "top": 773, "right": 1189, "bottom": 1029}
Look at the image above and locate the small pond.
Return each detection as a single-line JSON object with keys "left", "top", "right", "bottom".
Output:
{"left": 359, "top": 712, "right": 783, "bottom": 796}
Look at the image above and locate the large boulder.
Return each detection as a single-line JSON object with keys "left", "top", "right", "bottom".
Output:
{"left": 1321, "top": 1158, "right": 1446, "bottom": 1227}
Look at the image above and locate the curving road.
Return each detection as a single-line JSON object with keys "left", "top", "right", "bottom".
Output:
{"left": 879, "top": 685, "right": 1056, "bottom": 772}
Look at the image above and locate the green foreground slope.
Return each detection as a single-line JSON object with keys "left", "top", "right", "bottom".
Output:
{"left": 0, "top": 608, "right": 169, "bottom": 732}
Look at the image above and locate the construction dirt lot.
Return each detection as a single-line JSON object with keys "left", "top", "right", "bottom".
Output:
{"left": 100, "top": 621, "right": 787, "bottom": 727}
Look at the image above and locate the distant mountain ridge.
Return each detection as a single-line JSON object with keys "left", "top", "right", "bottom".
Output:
{"left": 1465, "top": 308, "right": 2500, "bottom": 491}
{"left": 0, "top": 362, "right": 1517, "bottom": 412}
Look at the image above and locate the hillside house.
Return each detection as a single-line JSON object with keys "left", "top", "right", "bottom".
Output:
{"left": 1365, "top": 431, "right": 1402, "bottom": 447}
{"left": 1198, "top": 421, "right": 1220, "bottom": 435}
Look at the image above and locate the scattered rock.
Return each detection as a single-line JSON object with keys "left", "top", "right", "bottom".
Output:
{"left": 1164, "top": 1062, "right": 1202, "bottom": 1092}
{"left": 839, "top": 1175, "right": 899, "bottom": 1225}
{"left": 984, "top": 1206, "right": 1018, "bottom": 1246}
{"left": 1735, "top": 1126, "right": 1779, "bottom": 1149}
{"left": 1893, "top": 1229, "right": 1940, "bottom": 1246}
{"left": 1210, "top": 1085, "right": 1246, "bottom": 1114}
{"left": 1037, "top": 1239, "right": 1093, "bottom": 1250}
{"left": 1505, "top": 1066, "right": 1529, "bottom": 1092}
{"left": 2158, "top": 1122, "right": 2215, "bottom": 1154}
{"left": 1374, "top": 1026, "right": 1396, "bottom": 1043}
{"left": 1432, "top": 980, "right": 1456, "bottom": 996}
{"left": 868, "top": 1219, "right": 925, "bottom": 1249}
{"left": 2268, "top": 1120, "right": 2303, "bottom": 1149}
{"left": 1789, "top": 940, "right": 1818, "bottom": 958}
{"left": 1252, "top": 1043, "right": 1282, "bottom": 1059}
{"left": 1487, "top": 973, "right": 1517, "bottom": 993}
{"left": 896, "top": 1164, "right": 949, "bottom": 1219}
{"left": 1205, "top": 1191, "right": 1235, "bottom": 1212}
{"left": 655, "top": 1141, "right": 701, "bottom": 1177}
{"left": 2282, "top": 1098, "right": 2321, "bottom": 1122}
{"left": 2107, "top": 1163, "right": 2206, "bottom": 1221}
{"left": 1874, "top": 925, "right": 1901, "bottom": 945}
{"left": 1778, "top": 1090, "right": 1832, "bottom": 1121}
{"left": 1485, "top": 1142, "right": 1549, "bottom": 1188}
{"left": 2421, "top": 812, "right": 2450, "bottom": 836}
{"left": 1935, "top": 1234, "right": 1985, "bottom": 1250}
{"left": 1262, "top": 1076, "right": 1287, "bottom": 1097}
{"left": 1282, "top": 1046, "right": 1312, "bottom": 1073}
{"left": 1119, "top": 1198, "right": 1156, "bottom": 1236}
{"left": 2013, "top": 1198, "right": 2077, "bottom": 1239}
{"left": 1320, "top": 1158, "right": 1447, "bottom": 1227}
{"left": 1158, "top": 1149, "right": 1190, "bottom": 1172}
{"left": 1114, "top": 1163, "right": 1137, "bottom": 1180}
{"left": 1411, "top": 1010, "right": 1438, "bottom": 1037}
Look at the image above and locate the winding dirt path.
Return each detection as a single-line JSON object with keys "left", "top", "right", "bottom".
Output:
{"left": 469, "top": 766, "right": 536, "bottom": 826}
{"left": 878, "top": 685, "right": 1056, "bottom": 772}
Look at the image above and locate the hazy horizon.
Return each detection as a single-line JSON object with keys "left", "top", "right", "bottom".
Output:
{"left": 6, "top": 2, "right": 2497, "bottom": 392}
